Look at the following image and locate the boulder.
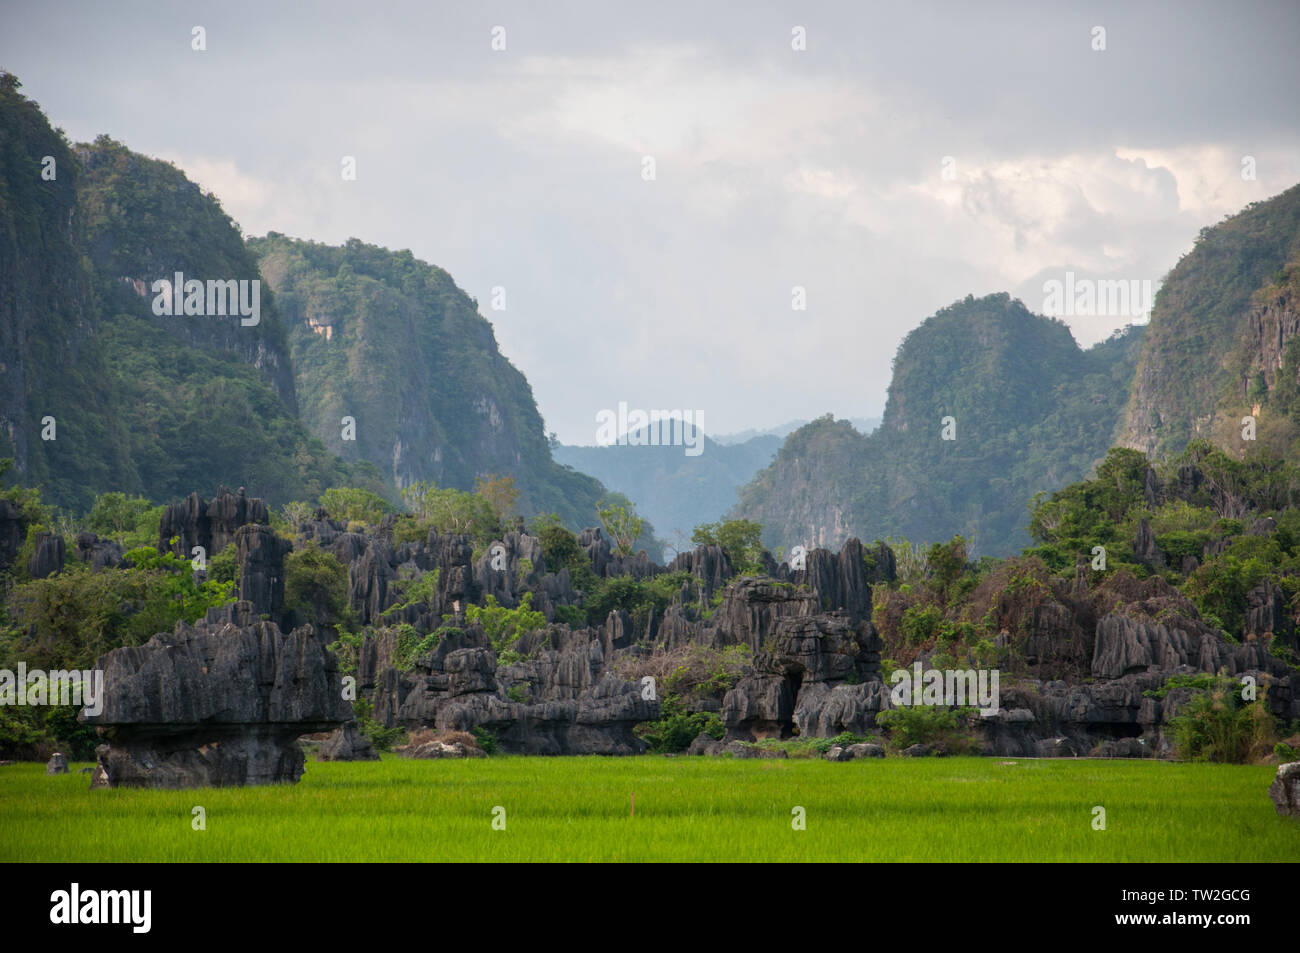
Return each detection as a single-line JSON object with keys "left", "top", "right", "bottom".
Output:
{"left": 687, "top": 731, "right": 725, "bottom": 756}
{"left": 1092, "top": 737, "right": 1150, "bottom": 759}
{"left": 1268, "top": 761, "right": 1299, "bottom": 818}
{"left": 724, "top": 741, "right": 787, "bottom": 759}
{"left": 318, "top": 721, "right": 380, "bottom": 761}
{"left": 45, "top": 752, "right": 68, "bottom": 774}
{"left": 847, "top": 742, "right": 885, "bottom": 759}
{"left": 397, "top": 740, "right": 485, "bottom": 759}
{"left": 900, "top": 743, "right": 932, "bottom": 757}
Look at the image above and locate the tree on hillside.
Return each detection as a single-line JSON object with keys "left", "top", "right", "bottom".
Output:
{"left": 598, "top": 497, "right": 646, "bottom": 557}
{"left": 474, "top": 474, "right": 519, "bottom": 524}
{"left": 691, "top": 518, "right": 765, "bottom": 575}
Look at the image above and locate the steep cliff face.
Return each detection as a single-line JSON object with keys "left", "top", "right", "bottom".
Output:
{"left": 733, "top": 294, "right": 1145, "bottom": 556}
{"left": 0, "top": 79, "right": 368, "bottom": 510}
{"left": 251, "top": 234, "right": 607, "bottom": 529}
{"left": 0, "top": 75, "right": 121, "bottom": 501}
{"left": 76, "top": 136, "right": 298, "bottom": 406}
{"left": 1120, "top": 183, "right": 1300, "bottom": 457}
{"left": 1238, "top": 286, "right": 1300, "bottom": 398}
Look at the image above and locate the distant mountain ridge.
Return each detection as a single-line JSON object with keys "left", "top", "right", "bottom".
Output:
{"left": 710, "top": 417, "right": 880, "bottom": 446}
{"left": 556, "top": 417, "right": 883, "bottom": 541}
{"left": 732, "top": 294, "right": 1146, "bottom": 556}
{"left": 554, "top": 429, "right": 783, "bottom": 543}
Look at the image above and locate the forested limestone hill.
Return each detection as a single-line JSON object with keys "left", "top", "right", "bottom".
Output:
{"left": 733, "top": 294, "right": 1146, "bottom": 556}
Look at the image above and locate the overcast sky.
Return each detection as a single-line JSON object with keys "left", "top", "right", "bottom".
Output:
{"left": 4, "top": 0, "right": 1298, "bottom": 443}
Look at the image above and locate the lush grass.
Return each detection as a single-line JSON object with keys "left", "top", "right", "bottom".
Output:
{"left": 2, "top": 756, "right": 1295, "bottom": 862}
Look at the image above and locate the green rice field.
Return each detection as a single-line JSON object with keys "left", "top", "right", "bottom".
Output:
{"left": 2, "top": 756, "right": 1296, "bottom": 862}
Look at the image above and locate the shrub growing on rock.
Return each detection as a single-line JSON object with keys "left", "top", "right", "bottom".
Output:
{"left": 1168, "top": 674, "right": 1278, "bottom": 763}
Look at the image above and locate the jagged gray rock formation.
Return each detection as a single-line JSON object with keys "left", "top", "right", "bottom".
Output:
{"left": 1246, "top": 580, "right": 1297, "bottom": 651}
{"left": 0, "top": 499, "right": 26, "bottom": 572}
{"left": 83, "top": 601, "right": 350, "bottom": 788}
{"left": 723, "top": 606, "right": 886, "bottom": 741}
{"left": 236, "top": 524, "right": 292, "bottom": 620}
{"left": 159, "top": 486, "right": 269, "bottom": 557}
{"left": 1132, "top": 518, "right": 1166, "bottom": 570}
{"left": 780, "top": 536, "right": 874, "bottom": 623}
{"left": 1270, "top": 762, "right": 1300, "bottom": 817}
{"left": 361, "top": 620, "right": 658, "bottom": 755}
{"left": 26, "top": 530, "right": 64, "bottom": 578}
{"left": 1091, "top": 613, "right": 1276, "bottom": 679}
{"left": 106, "top": 489, "right": 1294, "bottom": 763}
{"left": 338, "top": 525, "right": 1300, "bottom": 758}
{"left": 75, "top": 531, "right": 125, "bottom": 571}
{"left": 969, "top": 569, "right": 1300, "bottom": 757}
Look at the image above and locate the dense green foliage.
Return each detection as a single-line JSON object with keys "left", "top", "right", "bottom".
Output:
{"left": 1026, "top": 441, "right": 1300, "bottom": 639}
{"left": 0, "top": 539, "right": 237, "bottom": 757}
{"left": 393, "top": 481, "right": 500, "bottom": 543}
{"left": 581, "top": 572, "right": 693, "bottom": 631}
{"left": 634, "top": 693, "right": 723, "bottom": 753}
{"left": 1166, "top": 675, "right": 1280, "bottom": 763}
{"left": 875, "top": 706, "right": 978, "bottom": 752}
{"left": 1, "top": 546, "right": 235, "bottom": 674}
{"left": 691, "top": 518, "right": 765, "bottom": 575}
{"left": 465, "top": 594, "right": 546, "bottom": 657}
{"left": 284, "top": 542, "right": 353, "bottom": 633}
{"left": 84, "top": 493, "right": 162, "bottom": 549}
{"left": 317, "top": 487, "right": 393, "bottom": 527}
{"left": 595, "top": 497, "right": 647, "bottom": 557}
